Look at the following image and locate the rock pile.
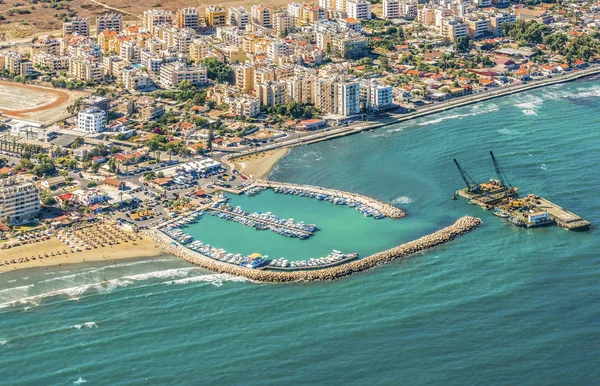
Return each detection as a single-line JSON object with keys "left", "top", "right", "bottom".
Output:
{"left": 146, "top": 216, "right": 481, "bottom": 283}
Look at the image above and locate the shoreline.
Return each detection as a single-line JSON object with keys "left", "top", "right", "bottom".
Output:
{"left": 233, "top": 148, "right": 289, "bottom": 179}
{"left": 225, "top": 66, "right": 600, "bottom": 177}
{"left": 146, "top": 216, "right": 482, "bottom": 283}
{"left": 0, "top": 233, "right": 164, "bottom": 273}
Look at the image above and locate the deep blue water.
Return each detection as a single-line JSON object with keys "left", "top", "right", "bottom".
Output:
{"left": 1, "top": 77, "right": 600, "bottom": 385}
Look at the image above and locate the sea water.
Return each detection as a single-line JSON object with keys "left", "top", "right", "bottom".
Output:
{"left": 1, "top": 77, "right": 599, "bottom": 385}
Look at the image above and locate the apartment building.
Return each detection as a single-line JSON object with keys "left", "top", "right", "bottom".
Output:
{"left": 229, "top": 96, "right": 261, "bottom": 117}
{"left": 63, "top": 17, "right": 90, "bottom": 37}
{"left": 77, "top": 108, "right": 106, "bottom": 133}
{"left": 228, "top": 6, "right": 249, "bottom": 29}
{"left": 400, "top": 0, "right": 418, "bottom": 18}
{"left": 176, "top": 8, "right": 199, "bottom": 30}
{"left": 206, "top": 6, "right": 227, "bottom": 27}
{"left": 32, "top": 52, "right": 69, "bottom": 71}
{"left": 345, "top": 0, "right": 372, "bottom": 20}
{"left": 69, "top": 57, "right": 104, "bottom": 82}
{"left": 251, "top": 4, "right": 272, "bottom": 28}
{"left": 337, "top": 81, "right": 360, "bottom": 116}
{"left": 189, "top": 39, "right": 213, "bottom": 61}
{"left": 97, "top": 13, "right": 123, "bottom": 34}
{"left": 234, "top": 64, "right": 255, "bottom": 93}
{"left": 467, "top": 17, "right": 491, "bottom": 38}
{"left": 383, "top": 0, "right": 400, "bottom": 19}
{"left": 119, "top": 40, "right": 142, "bottom": 63}
{"left": 442, "top": 19, "right": 468, "bottom": 40}
{"left": 273, "top": 13, "right": 294, "bottom": 36}
{"left": 0, "top": 51, "right": 34, "bottom": 76}
{"left": 267, "top": 39, "right": 293, "bottom": 64}
{"left": 360, "top": 81, "right": 393, "bottom": 111}
{"left": 122, "top": 68, "right": 154, "bottom": 91}
{"left": 255, "top": 81, "right": 286, "bottom": 107}
{"left": 489, "top": 11, "right": 516, "bottom": 35}
{"left": 0, "top": 177, "right": 40, "bottom": 224}
{"left": 143, "top": 10, "right": 173, "bottom": 34}
{"left": 31, "top": 36, "right": 61, "bottom": 55}
{"left": 418, "top": 6, "right": 436, "bottom": 26}
{"left": 159, "top": 61, "right": 207, "bottom": 87}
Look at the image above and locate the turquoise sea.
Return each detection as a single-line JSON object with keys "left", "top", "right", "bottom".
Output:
{"left": 1, "top": 78, "right": 600, "bottom": 385}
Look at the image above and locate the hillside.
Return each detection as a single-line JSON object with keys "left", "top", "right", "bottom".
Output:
{"left": 0, "top": 0, "right": 287, "bottom": 40}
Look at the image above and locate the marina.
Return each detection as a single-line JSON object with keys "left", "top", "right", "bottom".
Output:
{"left": 454, "top": 152, "right": 591, "bottom": 231}
{"left": 145, "top": 216, "right": 482, "bottom": 282}
{"left": 208, "top": 202, "right": 317, "bottom": 239}
{"left": 157, "top": 223, "right": 356, "bottom": 270}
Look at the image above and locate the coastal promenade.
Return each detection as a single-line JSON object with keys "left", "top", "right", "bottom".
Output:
{"left": 252, "top": 180, "right": 406, "bottom": 218}
{"left": 222, "top": 65, "right": 600, "bottom": 168}
{"left": 145, "top": 216, "right": 481, "bottom": 283}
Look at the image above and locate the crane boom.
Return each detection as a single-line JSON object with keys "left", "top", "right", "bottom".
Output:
{"left": 453, "top": 159, "right": 481, "bottom": 193}
{"left": 489, "top": 151, "right": 512, "bottom": 188}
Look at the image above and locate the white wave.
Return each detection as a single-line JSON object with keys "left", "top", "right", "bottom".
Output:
{"left": 417, "top": 103, "right": 499, "bottom": 126}
{"left": 515, "top": 95, "right": 543, "bottom": 115}
{"left": 391, "top": 196, "right": 412, "bottom": 205}
{"left": 0, "top": 340, "right": 7, "bottom": 345}
{"left": 7, "top": 279, "right": 16, "bottom": 283}
{"left": 540, "top": 164, "right": 548, "bottom": 171}
{"left": 0, "top": 267, "right": 243, "bottom": 310}
{"left": 123, "top": 267, "right": 198, "bottom": 281}
{"left": 84, "top": 322, "right": 97, "bottom": 329}
{"left": 72, "top": 324, "right": 82, "bottom": 330}
{"left": 73, "top": 377, "right": 87, "bottom": 385}
{"left": 164, "top": 273, "right": 251, "bottom": 287}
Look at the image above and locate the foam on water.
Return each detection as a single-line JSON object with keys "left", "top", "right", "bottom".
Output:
{"left": 164, "top": 273, "right": 251, "bottom": 287}
{"left": 0, "top": 340, "right": 7, "bottom": 346}
{"left": 417, "top": 103, "right": 499, "bottom": 126}
{"left": 84, "top": 322, "right": 97, "bottom": 328}
{"left": 391, "top": 196, "right": 412, "bottom": 205}
{"left": 73, "top": 377, "right": 87, "bottom": 384}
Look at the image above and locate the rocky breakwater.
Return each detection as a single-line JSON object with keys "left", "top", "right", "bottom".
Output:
{"left": 146, "top": 216, "right": 481, "bottom": 283}
{"left": 254, "top": 180, "right": 406, "bottom": 219}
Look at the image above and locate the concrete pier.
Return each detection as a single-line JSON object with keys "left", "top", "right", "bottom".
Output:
{"left": 145, "top": 216, "right": 481, "bottom": 283}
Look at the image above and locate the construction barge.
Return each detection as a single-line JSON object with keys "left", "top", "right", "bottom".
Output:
{"left": 453, "top": 152, "right": 591, "bottom": 231}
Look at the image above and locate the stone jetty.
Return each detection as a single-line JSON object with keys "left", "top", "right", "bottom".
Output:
{"left": 145, "top": 216, "right": 481, "bottom": 283}
{"left": 252, "top": 180, "right": 406, "bottom": 219}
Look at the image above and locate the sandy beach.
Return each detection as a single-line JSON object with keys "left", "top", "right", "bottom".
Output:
{"left": 0, "top": 232, "right": 164, "bottom": 273}
{"left": 233, "top": 148, "right": 289, "bottom": 179}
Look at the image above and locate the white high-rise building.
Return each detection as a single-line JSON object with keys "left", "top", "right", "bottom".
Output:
{"left": 0, "top": 177, "right": 40, "bottom": 224}
{"left": 337, "top": 81, "right": 360, "bottom": 116}
{"left": 345, "top": 0, "right": 371, "bottom": 20}
{"left": 383, "top": 0, "right": 400, "bottom": 19}
{"left": 96, "top": 13, "right": 123, "bottom": 34}
{"left": 228, "top": 6, "right": 249, "bottom": 29}
{"left": 77, "top": 108, "right": 106, "bottom": 133}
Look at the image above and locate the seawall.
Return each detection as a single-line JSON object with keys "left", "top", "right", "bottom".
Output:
{"left": 253, "top": 180, "right": 406, "bottom": 218}
{"left": 145, "top": 216, "right": 481, "bottom": 283}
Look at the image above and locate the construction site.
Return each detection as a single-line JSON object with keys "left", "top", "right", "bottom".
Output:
{"left": 453, "top": 151, "right": 591, "bottom": 231}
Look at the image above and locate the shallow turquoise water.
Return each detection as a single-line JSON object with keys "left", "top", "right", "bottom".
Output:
{"left": 182, "top": 190, "right": 436, "bottom": 261}
{"left": 1, "top": 77, "right": 599, "bottom": 385}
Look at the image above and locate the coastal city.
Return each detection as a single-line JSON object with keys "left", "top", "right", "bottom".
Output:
{"left": 0, "top": 0, "right": 597, "bottom": 279}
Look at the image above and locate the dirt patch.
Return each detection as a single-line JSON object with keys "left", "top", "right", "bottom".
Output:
{"left": 0, "top": 81, "right": 88, "bottom": 124}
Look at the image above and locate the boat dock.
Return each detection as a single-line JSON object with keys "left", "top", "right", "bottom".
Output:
{"left": 261, "top": 254, "right": 359, "bottom": 271}
{"left": 533, "top": 197, "right": 591, "bottom": 231}
{"left": 208, "top": 207, "right": 314, "bottom": 237}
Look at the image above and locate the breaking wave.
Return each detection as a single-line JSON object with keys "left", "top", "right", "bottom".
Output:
{"left": 417, "top": 103, "right": 499, "bottom": 126}
{"left": 391, "top": 196, "right": 412, "bottom": 205}
{"left": 0, "top": 267, "right": 231, "bottom": 310}
{"left": 164, "top": 273, "right": 251, "bottom": 287}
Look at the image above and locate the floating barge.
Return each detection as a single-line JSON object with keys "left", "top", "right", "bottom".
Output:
{"left": 454, "top": 152, "right": 590, "bottom": 231}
